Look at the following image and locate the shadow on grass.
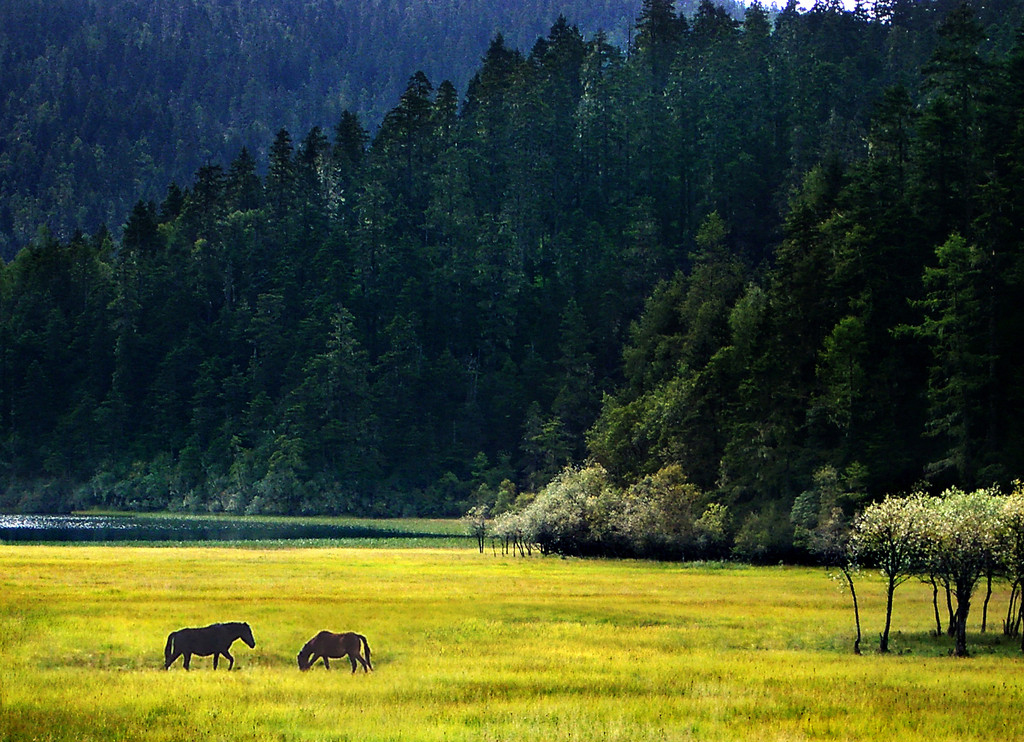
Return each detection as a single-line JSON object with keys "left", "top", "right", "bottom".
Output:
{"left": 860, "top": 629, "right": 1024, "bottom": 658}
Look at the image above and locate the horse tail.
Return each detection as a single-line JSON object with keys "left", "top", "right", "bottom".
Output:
{"left": 360, "top": 634, "right": 373, "bottom": 670}
{"left": 164, "top": 631, "right": 176, "bottom": 665}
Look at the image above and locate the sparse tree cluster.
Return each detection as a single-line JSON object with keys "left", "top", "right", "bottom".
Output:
{"left": 840, "top": 487, "right": 1024, "bottom": 657}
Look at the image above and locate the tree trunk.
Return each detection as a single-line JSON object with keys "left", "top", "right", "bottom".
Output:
{"left": 880, "top": 575, "right": 896, "bottom": 653}
{"left": 930, "top": 577, "right": 942, "bottom": 636}
{"left": 1004, "top": 582, "right": 1019, "bottom": 636}
{"left": 1017, "top": 596, "right": 1024, "bottom": 637}
{"left": 945, "top": 583, "right": 956, "bottom": 637}
{"left": 953, "top": 586, "right": 971, "bottom": 657}
{"left": 1018, "top": 596, "right": 1024, "bottom": 652}
{"left": 843, "top": 566, "right": 861, "bottom": 655}
{"left": 981, "top": 573, "right": 992, "bottom": 633}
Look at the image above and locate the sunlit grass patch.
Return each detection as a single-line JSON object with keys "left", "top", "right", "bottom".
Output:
{"left": 2, "top": 547, "right": 1024, "bottom": 741}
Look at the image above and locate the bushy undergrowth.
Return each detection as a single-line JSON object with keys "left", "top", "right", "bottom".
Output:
{"left": 488, "top": 463, "right": 729, "bottom": 560}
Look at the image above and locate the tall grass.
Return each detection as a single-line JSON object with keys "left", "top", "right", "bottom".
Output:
{"left": 2, "top": 546, "right": 1023, "bottom": 741}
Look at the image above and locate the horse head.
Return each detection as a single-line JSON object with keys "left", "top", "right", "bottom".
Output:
{"left": 296, "top": 637, "right": 316, "bottom": 671}
{"left": 240, "top": 622, "right": 256, "bottom": 648}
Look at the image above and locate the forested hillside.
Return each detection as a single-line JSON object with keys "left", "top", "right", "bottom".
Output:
{"left": 0, "top": 0, "right": 743, "bottom": 261}
{"left": 3, "top": 1, "right": 1024, "bottom": 559}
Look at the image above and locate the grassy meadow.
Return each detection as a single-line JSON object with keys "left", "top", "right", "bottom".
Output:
{"left": 2, "top": 544, "right": 1024, "bottom": 741}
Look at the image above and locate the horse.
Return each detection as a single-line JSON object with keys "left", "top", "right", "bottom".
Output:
{"left": 164, "top": 621, "right": 255, "bottom": 670}
{"left": 296, "top": 630, "right": 373, "bottom": 673}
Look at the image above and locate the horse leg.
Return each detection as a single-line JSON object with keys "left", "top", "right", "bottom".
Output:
{"left": 348, "top": 654, "right": 358, "bottom": 673}
{"left": 354, "top": 652, "right": 370, "bottom": 673}
{"left": 225, "top": 649, "right": 235, "bottom": 670}
{"left": 183, "top": 653, "right": 192, "bottom": 670}
{"left": 322, "top": 656, "right": 331, "bottom": 670}
{"left": 213, "top": 652, "right": 219, "bottom": 670}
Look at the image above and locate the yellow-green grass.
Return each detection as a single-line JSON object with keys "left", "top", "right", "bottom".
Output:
{"left": 2, "top": 547, "right": 1023, "bottom": 741}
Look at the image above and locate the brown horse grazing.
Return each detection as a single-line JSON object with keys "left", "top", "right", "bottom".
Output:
{"left": 164, "top": 621, "right": 255, "bottom": 670}
{"left": 297, "top": 630, "right": 373, "bottom": 673}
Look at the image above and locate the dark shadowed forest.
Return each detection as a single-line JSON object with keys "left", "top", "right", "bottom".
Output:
{"left": 0, "top": 0, "right": 746, "bottom": 260}
{"left": 3, "top": 0, "right": 1024, "bottom": 559}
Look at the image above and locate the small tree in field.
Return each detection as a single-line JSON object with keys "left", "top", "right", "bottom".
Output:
{"left": 852, "top": 494, "right": 930, "bottom": 653}
{"left": 997, "top": 486, "right": 1024, "bottom": 645}
{"left": 462, "top": 504, "right": 490, "bottom": 553}
{"left": 923, "top": 488, "right": 1003, "bottom": 657}
{"left": 810, "top": 507, "right": 862, "bottom": 654}
{"left": 491, "top": 509, "right": 529, "bottom": 555}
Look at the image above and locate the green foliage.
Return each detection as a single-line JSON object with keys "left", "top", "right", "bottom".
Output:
{"left": 491, "top": 463, "right": 728, "bottom": 560}
{"left": 851, "top": 488, "right": 1024, "bottom": 655}
{"left": 791, "top": 464, "right": 867, "bottom": 548}
{"left": 4, "top": 2, "right": 1024, "bottom": 547}
{"left": 0, "top": 0, "right": 663, "bottom": 260}
{"left": 731, "top": 503, "right": 795, "bottom": 564}
{"left": 901, "top": 233, "right": 998, "bottom": 483}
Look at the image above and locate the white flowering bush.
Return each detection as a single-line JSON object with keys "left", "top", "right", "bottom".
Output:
{"left": 996, "top": 485, "right": 1024, "bottom": 640}
{"left": 489, "top": 463, "right": 725, "bottom": 559}
{"left": 924, "top": 488, "right": 1004, "bottom": 656}
{"left": 517, "top": 464, "right": 616, "bottom": 556}
{"left": 852, "top": 493, "right": 933, "bottom": 653}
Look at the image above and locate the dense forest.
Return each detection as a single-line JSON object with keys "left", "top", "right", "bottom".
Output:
{"left": 0, "top": 0, "right": 744, "bottom": 261}
{"left": 4, "top": 0, "right": 1024, "bottom": 559}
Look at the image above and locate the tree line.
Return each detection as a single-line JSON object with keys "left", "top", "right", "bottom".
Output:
{"left": 586, "top": 0, "right": 1024, "bottom": 558}
{"left": 469, "top": 477, "right": 1024, "bottom": 656}
{"left": 0, "top": 0, "right": 728, "bottom": 261}
{"left": 3, "top": 1, "right": 1024, "bottom": 557}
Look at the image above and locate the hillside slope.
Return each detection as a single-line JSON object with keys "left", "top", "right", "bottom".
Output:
{"left": 0, "top": 0, "right": 744, "bottom": 260}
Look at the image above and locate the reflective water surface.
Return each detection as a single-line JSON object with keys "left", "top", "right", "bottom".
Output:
{"left": 0, "top": 513, "right": 432, "bottom": 543}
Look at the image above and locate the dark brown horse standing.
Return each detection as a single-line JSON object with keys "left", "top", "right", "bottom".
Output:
{"left": 297, "top": 630, "right": 372, "bottom": 673}
{"left": 164, "top": 622, "right": 255, "bottom": 670}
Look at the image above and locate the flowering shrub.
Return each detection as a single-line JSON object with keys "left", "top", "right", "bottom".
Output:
{"left": 483, "top": 463, "right": 728, "bottom": 560}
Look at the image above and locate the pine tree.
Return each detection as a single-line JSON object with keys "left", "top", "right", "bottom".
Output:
{"left": 226, "top": 148, "right": 263, "bottom": 213}
{"left": 266, "top": 128, "right": 296, "bottom": 217}
{"left": 634, "top": 0, "right": 684, "bottom": 88}
{"left": 902, "top": 233, "right": 997, "bottom": 485}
